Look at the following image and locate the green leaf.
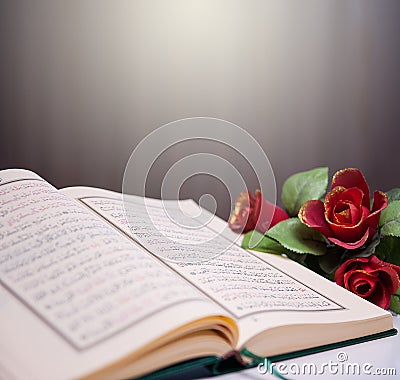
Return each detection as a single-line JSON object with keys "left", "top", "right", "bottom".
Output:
{"left": 389, "top": 287, "right": 400, "bottom": 314}
{"left": 346, "top": 235, "right": 380, "bottom": 259}
{"left": 242, "top": 231, "right": 312, "bottom": 267}
{"left": 242, "top": 230, "right": 289, "bottom": 255}
{"left": 375, "top": 236, "right": 400, "bottom": 266}
{"left": 379, "top": 200, "right": 400, "bottom": 237}
{"left": 286, "top": 251, "right": 308, "bottom": 265}
{"left": 317, "top": 251, "right": 343, "bottom": 275}
{"left": 316, "top": 236, "right": 381, "bottom": 277}
{"left": 386, "top": 188, "right": 400, "bottom": 203}
{"left": 266, "top": 218, "right": 327, "bottom": 255}
{"left": 281, "top": 167, "right": 328, "bottom": 216}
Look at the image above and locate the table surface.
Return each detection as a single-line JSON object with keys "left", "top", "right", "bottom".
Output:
{"left": 201, "top": 314, "right": 400, "bottom": 380}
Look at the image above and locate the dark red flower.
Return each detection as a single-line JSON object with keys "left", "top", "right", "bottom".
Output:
{"left": 334, "top": 255, "right": 400, "bottom": 309}
{"left": 299, "top": 168, "right": 388, "bottom": 249}
{"left": 228, "top": 190, "right": 289, "bottom": 234}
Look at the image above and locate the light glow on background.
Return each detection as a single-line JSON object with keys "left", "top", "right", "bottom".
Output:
{"left": 0, "top": 0, "right": 399, "bottom": 217}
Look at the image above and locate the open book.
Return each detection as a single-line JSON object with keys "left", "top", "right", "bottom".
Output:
{"left": 0, "top": 169, "right": 395, "bottom": 380}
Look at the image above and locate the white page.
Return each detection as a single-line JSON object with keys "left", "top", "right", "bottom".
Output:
{"left": 0, "top": 170, "right": 232, "bottom": 380}
{"left": 77, "top": 196, "right": 340, "bottom": 312}
{"left": 62, "top": 186, "right": 390, "bottom": 351}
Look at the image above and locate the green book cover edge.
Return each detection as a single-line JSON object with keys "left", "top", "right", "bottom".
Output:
{"left": 137, "top": 328, "right": 397, "bottom": 379}
{"left": 239, "top": 328, "right": 397, "bottom": 370}
{"left": 136, "top": 356, "right": 219, "bottom": 380}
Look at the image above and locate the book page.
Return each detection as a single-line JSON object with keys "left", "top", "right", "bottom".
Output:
{"left": 0, "top": 170, "right": 234, "bottom": 380}
{"left": 61, "top": 187, "right": 389, "bottom": 352}
{"left": 66, "top": 190, "right": 339, "bottom": 314}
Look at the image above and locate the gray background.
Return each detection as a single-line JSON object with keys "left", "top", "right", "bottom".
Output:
{"left": 1, "top": 0, "right": 399, "bottom": 219}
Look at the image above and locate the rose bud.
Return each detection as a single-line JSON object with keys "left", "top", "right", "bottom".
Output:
{"left": 228, "top": 190, "right": 289, "bottom": 234}
{"left": 334, "top": 255, "right": 400, "bottom": 309}
{"left": 299, "top": 168, "right": 388, "bottom": 249}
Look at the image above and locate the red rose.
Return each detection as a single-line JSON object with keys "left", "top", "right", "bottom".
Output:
{"left": 228, "top": 190, "right": 289, "bottom": 234}
{"left": 334, "top": 255, "right": 400, "bottom": 309}
{"left": 299, "top": 168, "right": 388, "bottom": 249}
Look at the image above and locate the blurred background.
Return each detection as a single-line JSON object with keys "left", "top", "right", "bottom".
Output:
{"left": 1, "top": 0, "right": 399, "bottom": 219}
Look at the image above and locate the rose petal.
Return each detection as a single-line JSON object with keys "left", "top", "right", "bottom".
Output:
{"left": 328, "top": 228, "right": 369, "bottom": 249}
{"left": 371, "top": 191, "right": 389, "bottom": 213}
{"left": 336, "top": 260, "right": 363, "bottom": 285}
{"left": 325, "top": 187, "right": 364, "bottom": 212}
{"left": 374, "top": 268, "right": 400, "bottom": 295}
{"left": 368, "top": 282, "right": 391, "bottom": 309}
{"left": 333, "top": 201, "right": 361, "bottom": 225}
{"left": 253, "top": 190, "right": 289, "bottom": 233}
{"left": 324, "top": 187, "right": 368, "bottom": 242}
{"left": 345, "top": 270, "right": 377, "bottom": 297}
{"left": 362, "top": 255, "right": 387, "bottom": 272}
{"left": 364, "top": 191, "right": 389, "bottom": 236}
{"left": 253, "top": 190, "right": 262, "bottom": 212}
{"left": 331, "top": 168, "right": 370, "bottom": 208}
{"left": 353, "top": 279, "right": 375, "bottom": 298}
{"left": 332, "top": 201, "right": 351, "bottom": 224}
{"left": 335, "top": 255, "right": 400, "bottom": 310}
{"left": 369, "top": 255, "right": 400, "bottom": 278}
{"left": 335, "top": 257, "right": 371, "bottom": 285}
{"left": 366, "top": 266, "right": 400, "bottom": 296}
{"left": 325, "top": 187, "right": 364, "bottom": 221}
{"left": 228, "top": 191, "right": 257, "bottom": 233}
{"left": 327, "top": 217, "right": 369, "bottom": 244}
{"left": 270, "top": 204, "right": 289, "bottom": 228}
{"left": 348, "top": 202, "right": 362, "bottom": 224}
{"left": 367, "top": 260, "right": 400, "bottom": 309}
{"left": 298, "top": 200, "right": 331, "bottom": 236}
